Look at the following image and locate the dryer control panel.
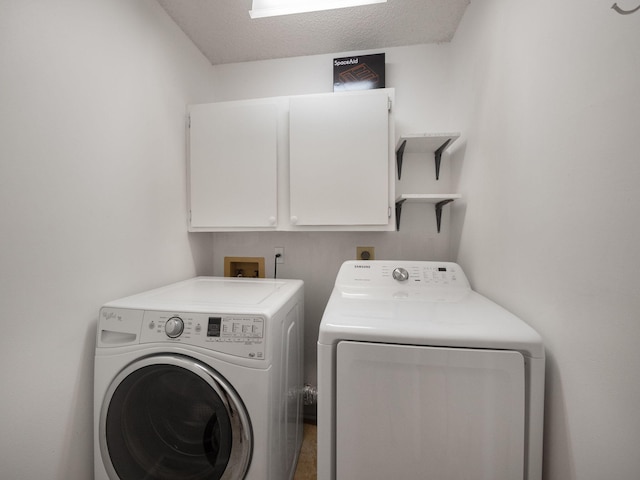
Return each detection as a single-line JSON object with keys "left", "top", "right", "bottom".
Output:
{"left": 337, "top": 261, "right": 471, "bottom": 288}
{"left": 138, "top": 311, "right": 266, "bottom": 360}
{"left": 332, "top": 261, "right": 472, "bottom": 302}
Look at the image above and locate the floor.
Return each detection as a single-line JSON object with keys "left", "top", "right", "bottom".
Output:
{"left": 293, "top": 423, "right": 317, "bottom": 479}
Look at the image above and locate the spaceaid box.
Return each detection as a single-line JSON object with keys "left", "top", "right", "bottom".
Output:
{"left": 333, "top": 53, "right": 385, "bottom": 92}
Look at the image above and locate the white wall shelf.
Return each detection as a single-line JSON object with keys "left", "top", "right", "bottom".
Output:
{"left": 395, "top": 194, "right": 461, "bottom": 232}
{"left": 395, "top": 132, "right": 461, "bottom": 233}
{"left": 396, "top": 132, "right": 460, "bottom": 180}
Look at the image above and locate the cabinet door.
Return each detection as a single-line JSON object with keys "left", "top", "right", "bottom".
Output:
{"left": 289, "top": 90, "right": 390, "bottom": 226}
{"left": 188, "top": 101, "right": 278, "bottom": 229}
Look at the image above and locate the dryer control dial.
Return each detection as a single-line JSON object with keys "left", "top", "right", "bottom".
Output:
{"left": 392, "top": 267, "right": 409, "bottom": 282}
{"left": 165, "top": 316, "right": 184, "bottom": 338}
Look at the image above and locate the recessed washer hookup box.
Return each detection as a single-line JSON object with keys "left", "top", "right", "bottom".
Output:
{"left": 333, "top": 53, "right": 385, "bottom": 92}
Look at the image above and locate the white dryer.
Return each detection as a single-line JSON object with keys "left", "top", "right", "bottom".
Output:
{"left": 318, "top": 261, "right": 545, "bottom": 480}
{"left": 94, "top": 276, "right": 304, "bottom": 480}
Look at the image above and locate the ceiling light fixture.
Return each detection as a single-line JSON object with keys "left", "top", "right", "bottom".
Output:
{"left": 249, "top": 0, "right": 387, "bottom": 19}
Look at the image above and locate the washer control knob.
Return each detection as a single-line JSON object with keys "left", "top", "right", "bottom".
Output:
{"left": 392, "top": 267, "right": 409, "bottom": 282}
{"left": 165, "top": 316, "right": 184, "bottom": 338}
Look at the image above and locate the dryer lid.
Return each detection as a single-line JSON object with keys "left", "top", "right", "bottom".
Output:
{"left": 319, "top": 261, "right": 544, "bottom": 359}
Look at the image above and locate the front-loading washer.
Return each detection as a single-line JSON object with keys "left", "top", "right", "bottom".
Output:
{"left": 94, "top": 276, "right": 304, "bottom": 480}
{"left": 318, "top": 261, "right": 545, "bottom": 480}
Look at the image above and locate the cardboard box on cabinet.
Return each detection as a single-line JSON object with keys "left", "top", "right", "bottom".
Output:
{"left": 333, "top": 53, "right": 385, "bottom": 92}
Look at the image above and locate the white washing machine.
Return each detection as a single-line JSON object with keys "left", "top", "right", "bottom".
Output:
{"left": 94, "top": 276, "right": 304, "bottom": 480}
{"left": 318, "top": 261, "right": 545, "bottom": 480}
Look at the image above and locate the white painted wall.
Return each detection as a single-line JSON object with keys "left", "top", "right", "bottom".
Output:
{"left": 449, "top": 1, "right": 640, "bottom": 479}
{"left": 0, "top": 1, "right": 215, "bottom": 478}
{"left": 210, "top": 45, "right": 457, "bottom": 411}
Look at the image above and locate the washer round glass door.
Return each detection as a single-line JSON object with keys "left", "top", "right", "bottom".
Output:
{"left": 100, "top": 354, "right": 252, "bottom": 480}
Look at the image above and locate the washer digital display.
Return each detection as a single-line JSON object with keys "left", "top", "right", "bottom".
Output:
{"left": 207, "top": 317, "right": 222, "bottom": 337}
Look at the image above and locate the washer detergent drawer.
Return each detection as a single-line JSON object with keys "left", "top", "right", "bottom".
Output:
{"left": 336, "top": 341, "right": 525, "bottom": 480}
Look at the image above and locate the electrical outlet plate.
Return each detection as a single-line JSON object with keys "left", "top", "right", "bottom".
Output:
{"left": 356, "top": 246, "right": 375, "bottom": 260}
{"left": 275, "top": 247, "right": 284, "bottom": 264}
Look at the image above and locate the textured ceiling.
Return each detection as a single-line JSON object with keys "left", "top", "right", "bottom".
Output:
{"left": 156, "top": 0, "right": 471, "bottom": 65}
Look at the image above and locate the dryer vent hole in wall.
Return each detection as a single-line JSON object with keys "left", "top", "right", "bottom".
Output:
{"left": 357, "top": 246, "right": 375, "bottom": 260}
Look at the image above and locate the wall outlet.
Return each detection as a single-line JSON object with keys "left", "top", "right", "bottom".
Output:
{"left": 275, "top": 247, "right": 284, "bottom": 264}
{"left": 356, "top": 246, "right": 375, "bottom": 261}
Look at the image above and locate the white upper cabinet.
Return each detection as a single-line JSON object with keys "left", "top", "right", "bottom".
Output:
{"left": 187, "top": 89, "right": 395, "bottom": 232}
{"left": 188, "top": 100, "right": 278, "bottom": 230}
{"left": 289, "top": 90, "right": 391, "bottom": 227}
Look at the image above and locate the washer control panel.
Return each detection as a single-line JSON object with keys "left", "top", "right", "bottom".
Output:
{"left": 139, "top": 311, "right": 266, "bottom": 360}
{"left": 205, "top": 316, "right": 264, "bottom": 340}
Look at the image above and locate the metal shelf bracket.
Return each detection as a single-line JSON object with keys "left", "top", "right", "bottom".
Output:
{"left": 434, "top": 138, "right": 452, "bottom": 180}
{"left": 435, "top": 199, "right": 455, "bottom": 233}
{"left": 395, "top": 198, "right": 407, "bottom": 230}
{"left": 396, "top": 140, "right": 407, "bottom": 180}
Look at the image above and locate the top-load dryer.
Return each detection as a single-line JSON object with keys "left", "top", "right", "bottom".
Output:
{"left": 317, "top": 261, "right": 544, "bottom": 480}
{"left": 94, "top": 276, "right": 304, "bottom": 480}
